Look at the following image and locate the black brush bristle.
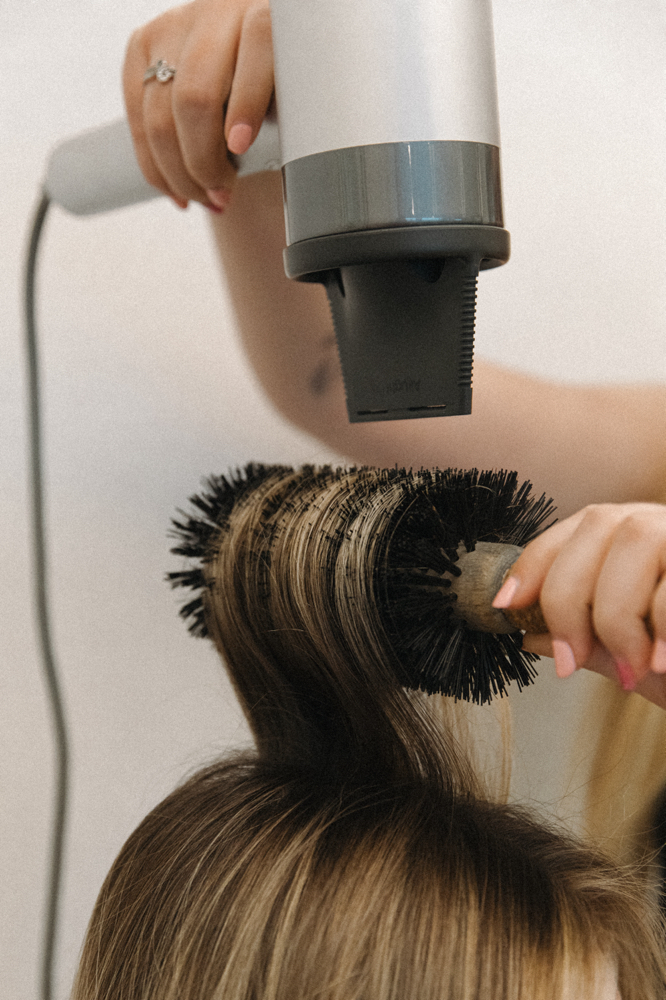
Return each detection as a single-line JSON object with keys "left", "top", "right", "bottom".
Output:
{"left": 378, "top": 468, "right": 556, "bottom": 703}
{"left": 167, "top": 463, "right": 293, "bottom": 635}
{"left": 168, "top": 464, "right": 556, "bottom": 704}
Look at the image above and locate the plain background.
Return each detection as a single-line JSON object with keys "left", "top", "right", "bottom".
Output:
{"left": 2, "top": 1, "right": 666, "bottom": 997}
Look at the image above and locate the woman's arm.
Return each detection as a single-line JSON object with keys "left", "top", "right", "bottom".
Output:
{"left": 493, "top": 501, "right": 666, "bottom": 709}
{"left": 212, "top": 171, "right": 666, "bottom": 520}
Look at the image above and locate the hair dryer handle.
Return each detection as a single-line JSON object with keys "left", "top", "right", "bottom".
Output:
{"left": 44, "top": 116, "right": 281, "bottom": 216}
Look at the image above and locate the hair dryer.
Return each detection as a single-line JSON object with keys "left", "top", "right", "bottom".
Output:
{"left": 45, "top": 0, "right": 509, "bottom": 423}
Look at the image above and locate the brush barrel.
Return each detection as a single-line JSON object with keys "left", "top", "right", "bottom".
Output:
{"left": 450, "top": 542, "right": 547, "bottom": 635}
{"left": 170, "top": 465, "right": 554, "bottom": 704}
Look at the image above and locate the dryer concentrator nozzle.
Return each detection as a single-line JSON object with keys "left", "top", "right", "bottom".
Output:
{"left": 284, "top": 219, "right": 510, "bottom": 422}
{"left": 324, "top": 258, "right": 478, "bottom": 421}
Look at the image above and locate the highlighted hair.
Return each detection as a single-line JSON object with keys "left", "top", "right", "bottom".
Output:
{"left": 72, "top": 466, "right": 665, "bottom": 1000}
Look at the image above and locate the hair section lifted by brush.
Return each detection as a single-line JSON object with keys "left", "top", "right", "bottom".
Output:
{"left": 70, "top": 464, "right": 666, "bottom": 1000}
{"left": 168, "top": 464, "right": 556, "bottom": 705}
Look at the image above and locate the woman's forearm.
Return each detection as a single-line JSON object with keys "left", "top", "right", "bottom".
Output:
{"left": 212, "top": 172, "right": 666, "bottom": 518}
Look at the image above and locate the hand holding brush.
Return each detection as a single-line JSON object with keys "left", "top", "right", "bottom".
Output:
{"left": 169, "top": 465, "right": 666, "bottom": 709}
{"left": 494, "top": 503, "right": 666, "bottom": 707}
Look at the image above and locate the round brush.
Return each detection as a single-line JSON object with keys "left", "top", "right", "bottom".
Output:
{"left": 168, "top": 464, "right": 555, "bottom": 705}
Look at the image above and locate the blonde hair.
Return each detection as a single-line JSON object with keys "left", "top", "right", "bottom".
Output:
{"left": 72, "top": 466, "right": 666, "bottom": 1000}
{"left": 579, "top": 484, "right": 666, "bottom": 886}
{"left": 583, "top": 682, "right": 666, "bottom": 869}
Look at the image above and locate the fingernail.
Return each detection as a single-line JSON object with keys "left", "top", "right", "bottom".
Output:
{"left": 552, "top": 639, "right": 577, "bottom": 679}
{"left": 652, "top": 639, "right": 666, "bottom": 674}
{"left": 492, "top": 575, "right": 520, "bottom": 609}
{"left": 614, "top": 659, "right": 636, "bottom": 692}
{"left": 206, "top": 188, "right": 232, "bottom": 211}
{"left": 227, "top": 123, "right": 253, "bottom": 156}
{"left": 170, "top": 195, "right": 188, "bottom": 210}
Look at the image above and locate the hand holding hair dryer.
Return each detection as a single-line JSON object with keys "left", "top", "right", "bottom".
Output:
{"left": 45, "top": 0, "right": 509, "bottom": 423}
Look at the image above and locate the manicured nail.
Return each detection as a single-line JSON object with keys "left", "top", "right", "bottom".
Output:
{"left": 552, "top": 639, "right": 577, "bottom": 679}
{"left": 170, "top": 195, "right": 188, "bottom": 210}
{"left": 227, "top": 123, "right": 253, "bottom": 156}
{"left": 614, "top": 659, "right": 636, "bottom": 692}
{"left": 492, "top": 575, "right": 519, "bottom": 609}
{"left": 206, "top": 188, "right": 232, "bottom": 211}
{"left": 652, "top": 639, "right": 666, "bottom": 674}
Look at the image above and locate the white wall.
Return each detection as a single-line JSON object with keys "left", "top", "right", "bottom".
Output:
{"left": 2, "top": 2, "right": 665, "bottom": 997}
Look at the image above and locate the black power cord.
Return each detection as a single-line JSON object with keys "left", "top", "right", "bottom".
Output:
{"left": 23, "top": 189, "right": 70, "bottom": 1000}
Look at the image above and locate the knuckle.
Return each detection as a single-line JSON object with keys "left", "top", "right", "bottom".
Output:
{"left": 175, "top": 83, "right": 217, "bottom": 120}
{"left": 617, "top": 507, "right": 666, "bottom": 543}
{"left": 616, "top": 512, "right": 649, "bottom": 543}
{"left": 591, "top": 605, "right": 628, "bottom": 648}
{"left": 146, "top": 109, "right": 177, "bottom": 147}
{"left": 151, "top": 6, "right": 184, "bottom": 37}
{"left": 246, "top": 2, "right": 272, "bottom": 30}
{"left": 126, "top": 26, "right": 144, "bottom": 52}
{"left": 579, "top": 503, "right": 614, "bottom": 526}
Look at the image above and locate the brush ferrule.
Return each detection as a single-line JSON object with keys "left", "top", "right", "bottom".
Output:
{"left": 449, "top": 542, "right": 524, "bottom": 634}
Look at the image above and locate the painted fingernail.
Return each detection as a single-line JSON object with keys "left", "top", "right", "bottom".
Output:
{"left": 552, "top": 639, "right": 577, "bottom": 679}
{"left": 652, "top": 639, "right": 666, "bottom": 674}
{"left": 614, "top": 659, "right": 636, "bottom": 692}
{"left": 206, "top": 188, "right": 232, "bottom": 211}
{"left": 492, "top": 575, "right": 519, "bottom": 609}
{"left": 227, "top": 123, "right": 253, "bottom": 156}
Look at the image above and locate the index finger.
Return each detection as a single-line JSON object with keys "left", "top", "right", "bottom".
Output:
{"left": 495, "top": 507, "right": 589, "bottom": 609}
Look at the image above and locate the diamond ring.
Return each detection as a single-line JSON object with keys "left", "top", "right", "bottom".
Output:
{"left": 144, "top": 60, "right": 176, "bottom": 84}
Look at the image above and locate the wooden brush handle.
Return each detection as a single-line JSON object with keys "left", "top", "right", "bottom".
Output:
{"left": 450, "top": 542, "right": 547, "bottom": 635}
{"left": 502, "top": 600, "right": 548, "bottom": 634}
{"left": 503, "top": 590, "right": 654, "bottom": 641}
{"left": 451, "top": 542, "right": 653, "bottom": 639}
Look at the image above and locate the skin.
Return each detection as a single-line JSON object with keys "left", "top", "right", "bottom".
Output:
{"left": 509, "top": 503, "right": 666, "bottom": 708}
{"left": 123, "top": 0, "right": 274, "bottom": 207}
{"left": 123, "top": 0, "right": 666, "bottom": 711}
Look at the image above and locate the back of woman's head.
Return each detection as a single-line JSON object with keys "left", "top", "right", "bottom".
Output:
{"left": 72, "top": 466, "right": 666, "bottom": 1000}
